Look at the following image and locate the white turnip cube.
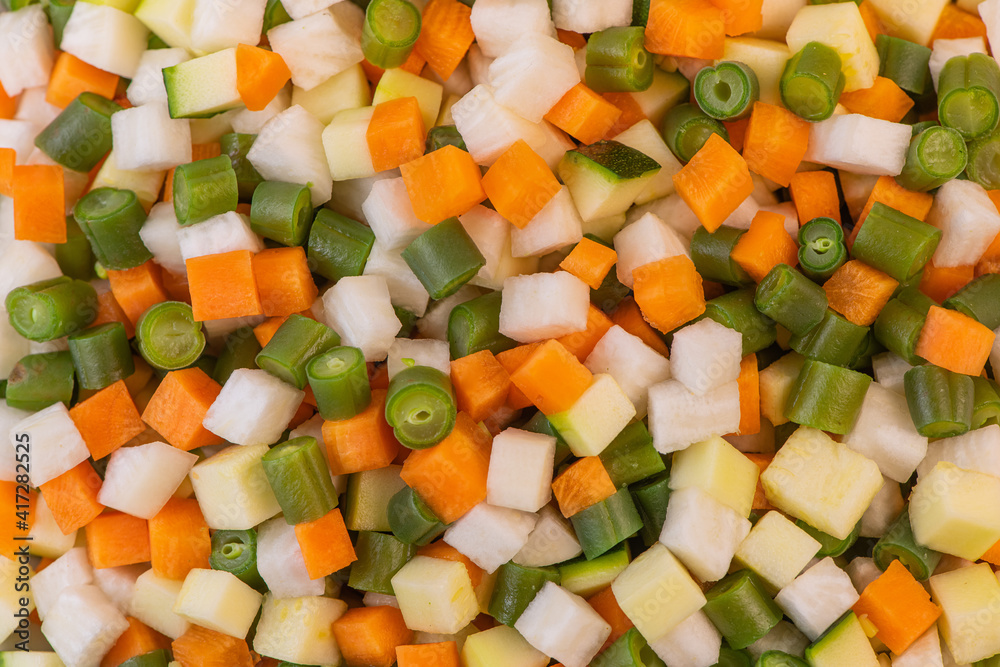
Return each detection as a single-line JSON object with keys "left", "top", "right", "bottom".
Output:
{"left": 230, "top": 86, "right": 291, "bottom": 135}
{"left": 282, "top": 0, "right": 338, "bottom": 19}
{"left": 514, "top": 504, "right": 583, "bottom": 566}
{"left": 585, "top": 325, "right": 671, "bottom": 418}
{"left": 92, "top": 564, "right": 145, "bottom": 616}
{"left": 927, "top": 178, "right": 1000, "bottom": 268}
{"left": 510, "top": 186, "right": 583, "bottom": 258}
{"left": 130, "top": 570, "right": 190, "bottom": 639}
{"left": 498, "top": 271, "right": 590, "bottom": 342}
{"left": 774, "top": 558, "right": 860, "bottom": 640}
{"left": 452, "top": 85, "right": 561, "bottom": 166}
{"left": 257, "top": 516, "right": 325, "bottom": 598}
{"left": 613, "top": 212, "right": 690, "bottom": 288}
{"left": 843, "top": 382, "right": 927, "bottom": 483}
{"left": 648, "top": 380, "right": 741, "bottom": 454}
{"left": 860, "top": 480, "right": 904, "bottom": 539}
{"left": 670, "top": 319, "right": 743, "bottom": 397}
{"left": 893, "top": 627, "right": 944, "bottom": 667}
{"left": 139, "top": 203, "right": 187, "bottom": 275}
{"left": 60, "top": 3, "right": 148, "bottom": 79}
{"left": 746, "top": 620, "right": 809, "bottom": 660}
{"left": 127, "top": 48, "right": 190, "bottom": 107}
{"left": 443, "top": 502, "right": 538, "bottom": 573}
{"left": 322, "top": 275, "right": 401, "bottom": 361}
{"left": 203, "top": 369, "right": 305, "bottom": 447}
{"left": 872, "top": 352, "right": 912, "bottom": 395}
{"left": 487, "top": 428, "right": 556, "bottom": 512}
{"left": 929, "top": 37, "right": 986, "bottom": 89}
{"left": 724, "top": 195, "right": 764, "bottom": 230}
{"left": 10, "top": 403, "right": 89, "bottom": 487}
{"left": 387, "top": 338, "right": 451, "bottom": 380}
{"left": 0, "top": 240, "right": 61, "bottom": 302}
{"left": 363, "top": 241, "right": 431, "bottom": 317}
{"left": 460, "top": 205, "right": 524, "bottom": 290}
{"left": 0, "top": 404, "right": 30, "bottom": 481}
{"left": 551, "top": 0, "right": 631, "bottom": 33}
{"left": 267, "top": 7, "right": 363, "bottom": 91}
{"left": 917, "top": 423, "right": 1000, "bottom": 480}
{"left": 648, "top": 611, "right": 723, "bottom": 667}
{"left": 659, "top": 486, "right": 752, "bottom": 583}
{"left": 0, "top": 120, "right": 39, "bottom": 166}
{"left": 98, "top": 442, "right": 198, "bottom": 519}
{"left": 190, "top": 0, "right": 267, "bottom": 54}
{"left": 803, "top": 114, "right": 911, "bottom": 176}
{"left": 0, "top": 6, "right": 54, "bottom": 97}
{"left": 362, "top": 178, "right": 431, "bottom": 249}
{"left": 41, "top": 585, "right": 129, "bottom": 667}
{"left": 247, "top": 105, "right": 333, "bottom": 206}
{"left": 514, "top": 582, "right": 611, "bottom": 667}
{"left": 488, "top": 34, "right": 579, "bottom": 123}
{"left": 845, "top": 557, "right": 882, "bottom": 594}
{"left": 470, "top": 0, "right": 556, "bottom": 58}
{"left": 414, "top": 285, "right": 486, "bottom": 340}
{"left": 177, "top": 211, "right": 263, "bottom": 262}
{"left": 32, "top": 548, "right": 93, "bottom": 621}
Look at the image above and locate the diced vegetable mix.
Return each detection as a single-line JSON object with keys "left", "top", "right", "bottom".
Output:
{"left": 5, "top": 0, "right": 1000, "bottom": 665}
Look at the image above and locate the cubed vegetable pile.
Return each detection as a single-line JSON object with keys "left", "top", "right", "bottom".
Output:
{"left": 4, "top": 0, "right": 1000, "bottom": 665}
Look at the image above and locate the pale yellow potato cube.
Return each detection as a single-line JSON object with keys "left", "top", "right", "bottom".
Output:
{"left": 930, "top": 563, "right": 1000, "bottom": 664}
{"left": 734, "top": 511, "right": 822, "bottom": 593}
{"left": 669, "top": 436, "right": 759, "bottom": 518}
{"left": 759, "top": 353, "right": 804, "bottom": 427}
{"left": 391, "top": 556, "right": 479, "bottom": 635}
{"left": 719, "top": 38, "right": 791, "bottom": 106}
{"left": 461, "top": 625, "right": 548, "bottom": 667}
{"left": 173, "top": 569, "right": 262, "bottom": 639}
{"left": 867, "top": 0, "right": 950, "bottom": 46}
{"left": 253, "top": 594, "right": 347, "bottom": 666}
{"left": 786, "top": 3, "right": 880, "bottom": 91}
{"left": 373, "top": 68, "right": 444, "bottom": 132}
{"left": 909, "top": 461, "right": 1000, "bottom": 561}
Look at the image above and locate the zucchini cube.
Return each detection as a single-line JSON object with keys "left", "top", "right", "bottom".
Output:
{"left": 558, "top": 141, "right": 661, "bottom": 223}
{"left": 162, "top": 48, "right": 242, "bottom": 119}
{"left": 549, "top": 374, "right": 636, "bottom": 457}
{"left": 803, "top": 612, "right": 880, "bottom": 667}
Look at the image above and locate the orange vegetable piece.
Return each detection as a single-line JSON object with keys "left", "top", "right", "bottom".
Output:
{"left": 0, "top": 482, "right": 33, "bottom": 553}
{"left": 743, "top": 101, "right": 811, "bottom": 187}
{"left": 172, "top": 625, "right": 254, "bottom": 667}
{"left": 235, "top": 43, "right": 292, "bottom": 112}
{"left": 557, "top": 304, "right": 614, "bottom": 362}
{"left": 149, "top": 497, "right": 211, "bottom": 581}
{"left": 91, "top": 290, "right": 136, "bottom": 339}
{"left": 450, "top": 350, "right": 511, "bottom": 423}
{"left": 611, "top": 297, "right": 670, "bottom": 357}
{"left": 789, "top": 171, "right": 842, "bottom": 226}
{"left": 107, "top": 261, "right": 170, "bottom": 327}
{"left": 294, "top": 508, "right": 358, "bottom": 580}
{"left": 400, "top": 412, "right": 492, "bottom": 523}
{"left": 723, "top": 117, "right": 749, "bottom": 153}
{"left": 560, "top": 238, "right": 619, "bottom": 290}
{"left": 69, "top": 380, "right": 146, "bottom": 460}
{"left": 736, "top": 353, "right": 760, "bottom": 436}
{"left": 0, "top": 80, "right": 16, "bottom": 120}
{"left": 39, "top": 462, "right": 104, "bottom": 535}
{"left": 731, "top": 210, "right": 799, "bottom": 283}
{"left": 417, "top": 540, "right": 484, "bottom": 587}
{"left": 931, "top": 3, "right": 987, "bottom": 45}
{"left": 858, "top": 0, "right": 884, "bottom": 42}
{"left": 415, "top": 0, "right": 475, "bottom": 81}
{"left": 852, "top": 560, "right": 942, "bottom": 654}
{"left": 46, "top": 52, "right": 119, "bottom": 109}
{"left": 544, "top": 83, "right": 623, "bottom": 146}
{"left": 322, "top": 389, "right": 400, "bottom": 475}
{"left": 251, "top": 246, "right": 318, "bottom": 318}
{"left": 191, "top": 142, "right": 221, "bottom": 162}
{"left": 632, "top": 255, "right": 707, "bottom": 334}
{"left": 708, "top": 0, "right": 763, "bottom": 36}
{"left": 645, "top": 0, "right": 725, "bottom": 59}
{"left": 401, "top": 48, "right": 428, "bottom": 75}
{"left": 919, "top": 261, "right": 974, "bottom": 303}
{"left": 495, "top": 342, "right": 543, "bottom": 410}
{"left": 851, "top": 176, "right": 934, "bottom": 246}
{"left": 556, "top": 29, "right": 588, "bottom": 49}
{"left": 186, "top": 249, "right": 263, "bottom": 321}
{"left": 141, "top": 368, "right": 225, "bottom": 452}
{"left": 602, "top": 92, "right": 647, "bottom": 139}
{"left": 976, "top": 229, "right": 1000, "bottom": 277}
{"left": 587, "top": 587, "right": 635, "bottom": 652}
{"left": 674, "top": 133, "right": 754, "bottom": 232}
{"left": 981, "top": 537, "right": 1000, "bottom": 566}
{"left": 481, "top": 139, "right": 561, "bottom": 229}
{"left": 333, "top": 606, "right": 415, "bottom": 667}
{"left": 400, "top": 144, "right": 486, "bottom": 224}
{"left": 0, "top": 147, "right": 13, "bottom": 197}
{"left": 838, "top": 76, "right": 915, "bottom": 123}
{"left": 12, "top": 164, "right": 66, "bottom": 243}
{"left": 100, "top": 617, "right": 171, "bottom": 667}
{"left": 509, "top": 339, "right": 594, "bottom": 415}
{"left": 367, "top": 96, "right": 427, "bottom": 172}
{"left": 396, "top": 642, "right": 461, "bottom": 667}
{"left": 823, "top": 260, "right": 899, "bottom": 327}
{"left": 915, "top": 305, "right": 996, "bottom": 376}
{"left": 551, "top": 457, "right": 616, "bottom": 517}
{"left": 745, "top": 454, "right": 776, "bottom": 511}
{"left": 253, "top": 315, "right": 288, "bottom": 347}
{"left": 86, "top": 512, "right": 151, "bottom": 569}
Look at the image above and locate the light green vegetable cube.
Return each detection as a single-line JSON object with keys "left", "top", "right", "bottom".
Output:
{"left": 134, "top": 0, "right": 195, "bottom": 50}
{"left": 461, "top": 625, "right": 548, "bottom": 667}
{"left": 373, "top": 68, "right": 444, "bottom": 133}
{"left": 910, "top": 461, "right": 1000, "bottom": 561}
{"left": 760, "top": 427, "right": 883, "bottom": 540}
{"left": 0, "top": 651, "right": 64, "bottom": 666}
{"left": 804, "top": 612, "right": 880, "bottom": 667}
{"left": 669, "top": 436, "right": 759, "bottom": 518}
{"left": 734, "top": 510, "right": 822, "bottom": 593}
{"left": 173, "top": 569, "right": 262, "bottom": 639}
{"left": 81, "top": 0, "right": 141, "bottom": 12}
{"left": 189, "top": 443, "right": 282, "bottom": 530}
{"left": 785, "top": 3, "right": 880, "bottom": 92}
{"left": 162, "top": 48, "right": 243, "bottom": 119}
{"left": 548, "top": 374, "right": 636, "bottom": 457}
{"left": 253, "top": 594, "right": 347, "bottom": 666}
{"left": 759, "top": 352, "right": 804, "bottom": 427}
{"left": 611, "top": 543, "right": 706, "bottom": 642}
{"left": 391, "top": 556, "right": 479, "bottom": 635}
{"left": 929, "top": 563, "right": 1000, "bottom": 664}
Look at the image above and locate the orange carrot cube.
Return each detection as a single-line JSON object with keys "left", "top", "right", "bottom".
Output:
{"left": 322, "top": 389, "right": 400, "bottom": 475}
{"left": 611, "top": 297, "right": 670, "bottom": 357}
{"left": 709, "top": 0, "right": 763, "bottom": 35}
{"left": 481, "top": 139, "right": 562, "bottom": 229}
{"left": 100, "top": 617, "right": 171, "bottom": 667}
{"left": 557, "top": 304, "right": 614, "bottom": 362}
{"left": 400, "top": 144, "right": 486, "bottom": 224}
{"left": 12, "top": 164, "right": 66, "bottom": 243}
{"left": 86, "top": 512, "right": 151, "bottom": 569}
{"left": 509, "top": 339, "right": 594, "bottom": 415}
{"left": 551, "top": 457, "right": 616, "bottom": 517}
{"left": 919, "top": 261, "right": 974, "bottom": 303}
{"left": 295, "top": 508, "right": 357, "bottom": 580}
{"left": 743, "top": 102, "right": 811, "bottom": 187}
{"left": 544, "top": 84, "right": 623, "bottom": 146}
{"left": 252, "top": 246, "right": 318, "bottom": 318}
{"left": 171, "top": 625, "right": 254, "bottom": 667}
{"left": 838, "top": 76, "right": 915, "bottom": 123}
{"left": 730, "top": 210, "right": 799, "bottom": 283}
{"left": 69, "top": 380, "right": 146, "bottom": 460}
{"left": 736, "top": 354, "right": 760, "bottom": 436}
{"left": 235, "top": 44, "right": 292, "bottom": 112}
{"left": 46, "top": 52, "right": 119, "bottom": 109}
{"left": 915, "top": 305, "right": 996, "bottom": 376}
{"left": 789, "top": 171, "right": 842, "bottom": 225}
{"left": 141, "top": 368, "right": 225, "bottom": 451}
{"left": 107, "top": 261, "right": 170, "bottom": 327}
{"left": 560, "top": 238, "right": 619, "bottom": 290}
{"left": 39, "top": 462, "right": 104, "bottom": 535}
{"left": 333, "top": 606, "right": 414, "bottom": 667}
{"left": 367, "top": 96, "right": 427, "bottom": 172}
{"left": 495, "top": 342, "right": 543, "bottom": 411}
{"left": 673, "top": 133, "right": 754, "bottom": 232}
{"left": 414, "top": 0, "right": 475, "bottom": 81}
{"left": 397, "top": 642, "right": 461, "bottom": 667}
{"left": 632, "top": 255, "right": 706, "bottom": 334}
{"left": 450, "top": 350, "right": 511, "bottom": 423}
{"left": 824, "top": 260, "right": 899, "bottom": 327}
{"left": 149, "top": 497, "right": 211, "bottom": 580}
{"left": 852, "top": 560, "right": 942, "bottom": 655}
{"left": 645, "top": 0, "right": 726, "bottom": 59}
{"left": 186, "top": 249, "right": 263, "bottom": 321}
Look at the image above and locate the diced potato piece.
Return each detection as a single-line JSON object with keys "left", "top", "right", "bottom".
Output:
{"left": 759, "top": 353, "right": 804, "bottom": 427}
{"left": 734, "top": 511, "right": 822, "bottom": 593}
{"left": 909, "top": 461, "right": 1000, "bottom": 561}
{"left": 867, "top": 0, "right": 949, "bottom": 46}
{"left": 669, "top": 436, "right": 759, "bottom": 518}
{"left": 719, "top": 38, "right": 791, "bottom": 106}
{"left": 786, "top": 3, "right": 880, "bottom": 91}
{"left": 391, "top": 556, "right": 479, "bottom": 635}
{"left": 461, "top": 625, "right": 548, "bottom": 667}
{"left": 189, "top": 443, "right": 281, "bottom": 530}
{"left": 929, "top": 563, "right": 1000, "bottom": 664}
{"left": 253, "top": 594, "right": 347, "bottom": 666}
{"left": 173, "top": 569, "right": 262, "bottom": 639}
{"left": 130, "top": 570, "right": 190, "bottom": 639}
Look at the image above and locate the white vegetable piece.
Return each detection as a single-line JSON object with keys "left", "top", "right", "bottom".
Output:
{"left": 443, "top": 502, "right": 538, "bottom": 573}
{"left": 498, "top": 271, "right": 590, "bottom": 342}
{"left": 0, "top": 7, "right": 54, "bottom": 97}
{"left": 98, "top": 442, "right": 198, "bottom": 519}
{"left": 585, "top": 325, "right": 671, "bottom": 418}
{"left": 362, "top": 178, "right": 432, "bottom": 249}
{"left": 139, "top": 203, "right": 187, "bottom": 275}
{"left": 929, "top": 563, "right": 1000, "bottom": 664}
{"left": 487, "top": 428, "right": 556, "bottom": 513}
{"left": 918, "top": 423, "right": 1000, "bottom": 480}
{"left": 514, "top": 504, "right": 583, "bottom": 567}
{"left": 670, "top": 319, "right": 743, "bottom": 397}
{"left": 872, "top": 352, "right": 912, "bottom": 395}
{"left": 515, "top": 582, "right": 611, "bottom": 667}
{"left": 322, "top": 275, "right": 402, "bottom": 362}
{"left": 488, "top": 34, "right": 579, "bottom": 123}
{"left": 0, "top": 318, "right": 29, "bottom": 382}
{"left": 660, "top": 487, "right": 752, "bottom": 583}
{"left": 248, "top": 105, "right": 333, "bottom": 207}
{"left": 391, "top": 555, "right": 480, "bottom": 634}
{"left": 909, "top": 461, "right": 1000, "bottom": 561}
{"left": 93, "top": 564, "right": 145, "bottom": 617}
{"left": 190, "top": 0, "right": 267, "bottom": 54}
{"left": 648, "top": 380, "right": 741, "bottom": 454}
{"left": 32, "top": 548, "right": 93, "bottom": 622}
{"left": 845, "top": 557, "right": 882, "bottom": 594}
{"left": 190, "top": 443, "right": 282, "bottom": 530}
{"left": 0, "top": 120, "right": 39, "bottom": 166}
{"left": 893, "top": 627, "right": 944, "bottom": 667}
{"left": 467, "top": 44, "right": 494, "bottom": 88}
{"left": 282, "top": 0, "right": 338, "bottom": 19}
{"left": 88, "top": 149, "right": 167, "bottom": 211}
{"left": 549, "top": 374, "right": 636, "bottom": 457}
{"left": 203, "top": 369, "right": 304, "bottom": 447}
{"left": 842, "top": 383, "right": 928, "bottom": 483}
{"left": 28, "top": 493, "right": 78, "bottom": 559}
{"left": 648, "top": 610, "right": 723, "bottom": 667}
{"left": 127, "top": 48, "right": 191, "bottom": 107}
{"left": 415, "top": 285, "right": 486, "bottom": 340}
{"left": 612, "top": 543, "right": 707, "bottom": 643}
{"left": 230, "top": 86, "right": 292, "bottom": 135}
{"left": 130, "top": 571, "right": 191, "bottom": 639}
{"left": 60, "top": 3, "right": 148, "bottom": 78}
{"left": 362, "top": 592, "right": 399, "bottom": 608}
{"left": 267, "top": 7, "right": 364, "bottom": 92}
{"left": 804, "top": 114, "right": 911, "bottom": 176}
{"left": 614, "top": 213, "right": 689, "bottom": 288}
{"left": 551, "top": 0, "right": 631, "bottom": 33}
{"left": 786, "top": 3, "right": 879, "bottom": 90}
{"left": 929, "top": 38, "right": 986, "bottom": 90}
{"left": 734, "top": 511, "right": 821, "bottom": 593}
{"left": 859, "top": 481, "right": 904, "bottom": 539}
{"left": 927, "top": 179, "right": 1000, "bottom": 268}
{"left": 0, "top": 240, "right": 62, "bottom": 304}
{"left": 0, "top": 403, "right": 30, "bottom": 482}
{"left": 613, "top": 120, "right": 683, "bottom": 204}
{"left": 460, "top": 205, "right": 534, "bottom": 291}
{"left": 510, "top": 187, "right": 583, "bottom": 258}
{"left": 294, "top": 64, "right": 370, "bottom": 125}
{"left": 387, "top": 338, "right": 451, "bottom": 380}
{"left": 257, "top": 516, "right": 326, "bottom": 599}
{"left": 746, "top": 620, "right": 810, "bottom": 660}
{"left": 177, "top": 212, "right": 264, "bottom": 263}
{"left": 774, "top": 558, "right": 860, "bottom": 640}
{"left": 173, "top": 569, "right": 263, "bottom": 639}
{"left": 984, "top": 0, "right": 1000, "bottom": 56}
{"left": 10, "top": 403, "right": 89, "bottom": 487}
{"left": 470, "top": 0, "right": 556, "bottom": 58}
{"left": 867, "top": 0, "right": 949, "bottom": 46}
{"left": 723, "top": 195, "right": 764, "bottom": 231}
{"left": 253, "top": 594, "right": 347, "bottom": 665}
{"left": 41, "top": 585, "right": 129, "bottom": 667}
